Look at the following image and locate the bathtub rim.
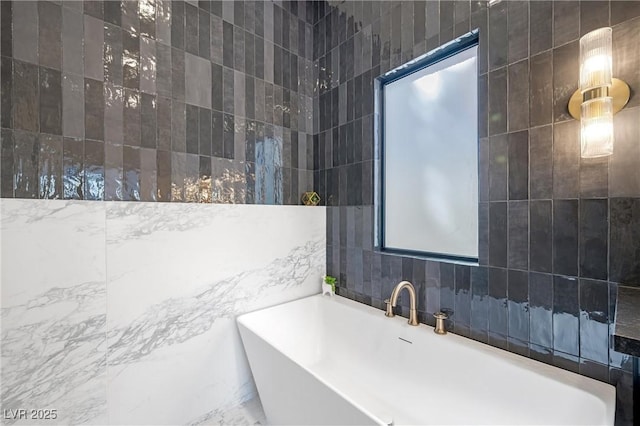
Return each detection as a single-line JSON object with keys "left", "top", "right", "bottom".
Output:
{"left": 237, "top": 295, "right": 390, "bottom": 425}
{"left": 237, "top": 293, "right": 616, "bottom": 425}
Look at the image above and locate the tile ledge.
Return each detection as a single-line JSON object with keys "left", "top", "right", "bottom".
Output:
{"left": 613, "top": 286, "right": 640, "bottom": 357}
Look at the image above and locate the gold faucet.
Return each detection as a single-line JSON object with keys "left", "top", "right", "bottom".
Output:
{"left": 384, "top": 281, "right": 419, "bottom": 326}
{"left": 433, "top": 312, "right": 448, "bottom": 335}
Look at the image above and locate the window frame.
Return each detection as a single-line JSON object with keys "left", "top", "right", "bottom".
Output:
{"left": 374, "top": 30, "right": 480, "bottom": 264}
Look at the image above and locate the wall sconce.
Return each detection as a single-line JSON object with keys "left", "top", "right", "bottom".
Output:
{"left": 568, "top": 27, "right": 631, "bottom": 158}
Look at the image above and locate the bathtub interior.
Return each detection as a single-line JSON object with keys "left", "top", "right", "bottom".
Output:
{"left": 238, "top": 294, "right": 615, "bottom": 425}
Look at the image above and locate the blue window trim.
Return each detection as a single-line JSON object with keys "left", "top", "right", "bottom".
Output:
{"left": 374, "top": 29, "right": 480, "bottom": 264}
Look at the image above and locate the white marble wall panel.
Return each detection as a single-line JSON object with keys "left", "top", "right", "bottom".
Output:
{"left": 1, "top": 199, "right": 108, "bottom": 425}
{"left": 1, "top": 199, "right": 326, "bottom": 425}
{"left": 105, "top": 202, "right": 325, "bottom": 425}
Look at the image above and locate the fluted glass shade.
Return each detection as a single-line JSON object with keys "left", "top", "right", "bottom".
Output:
{"left": 581, "top": 97, "right": 614, "bottom": 158}
{"left": 580, "top": 27, "right": 613, "bottom": 92}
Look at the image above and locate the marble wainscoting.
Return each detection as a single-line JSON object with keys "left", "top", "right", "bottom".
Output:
{"left": 1, "top": 199, "right": 326, "bottom": 425}
{"left": 0, "top": 200, "right": 108, "bottom": 425}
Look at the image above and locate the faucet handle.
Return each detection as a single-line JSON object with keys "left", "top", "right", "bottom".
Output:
{"left": 384, "top": 299, "right": 395, "bottom": 317}
{"left": 433, "top": 311, "right": 448, "bottom": 335}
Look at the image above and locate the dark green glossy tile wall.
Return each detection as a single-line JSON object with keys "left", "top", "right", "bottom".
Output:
{"left": 0, "top": 0, "right": 316, "bottom": 204}
{"left": 312, "top": 2, "right": 640, "bottom": 425}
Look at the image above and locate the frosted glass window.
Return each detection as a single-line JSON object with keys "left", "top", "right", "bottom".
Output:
{"left": 382, "top": 45, "right": 478, "bottom": 260}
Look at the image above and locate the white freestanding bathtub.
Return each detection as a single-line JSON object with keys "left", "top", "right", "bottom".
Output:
{"left": 237, "top": 294, "right": 616, "bottom": 425}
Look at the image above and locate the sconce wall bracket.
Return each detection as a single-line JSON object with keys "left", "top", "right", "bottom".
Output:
{"left": 568, "top": 78, "right": 631, "bottom": 120}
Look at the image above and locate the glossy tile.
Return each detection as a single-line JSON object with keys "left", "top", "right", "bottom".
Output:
{"left": 123, "top": 145, "right": 141, "bottom": 201}
{"left": 508, "top": 269, "right": 529, "bottom": 341}
{"left": 579, "top": 199, "right": 608, "bottom": 280}
{"left": 13, "top": 130, "right": 39, "bottom": 199}
{"left": 122, "top": 1, "right": 140, "bottom": 36}
{"left": 13, "top": 61, "right": 39, "bottom": 132}
{"left": 63, "top": 137, "right": 84, "bottom": 200}
{"left": 580, "top": 155, "right": 608, "bottom": 199}
{"left": 38, "top": 1, "right": 62, "bottom": 70}
{"left": 171, "top": 0, "right": 185, "bottom": 49}
{"left": 84, "top": 15, "right": 104, "bottom": 81}
{"left": 140, "top": 36, "right": 157, "bottom": 95}
{"left": 171, "top": 47, "right": 185, "bottom": 101}
{"left": 529, "top": 51, "right": 552, "bottom": 127}
{"left": 156, "top": 42, "right": 171, "bottom": 97}
{"left": 439, "top": 262, "right": 455, "bottom": 330}
{"left": 156, "top": 0, "right": 172, "bottom": 45}
{"left": 488, "top": 67, "right": 507, "bottom": 136}
{"left": 508, "top": 131, "right": 528, "bottom": 200}
{"left": 489, "top": 202, "right": 507, "bottom": 267}
{"left": 0, "top": 1, "right": 12, "bottom": 58}
{"left": 488, "top": 1, "right": 507, "bottom": 70}
{"left": 185, "top": 52, "right": 212, "bottom": 108}
{"left": 140, "top": 93, "right": 157, "bottom": 149}
{"left": 579, "top": 279, "right": 609, "bottom": 364}
{"left": 123, "top": 30, "right": 140, "bottom": 89}
{"left": 553, "top": 200, "right": 579, "bottom": 277}
{"left": 488, "top": 267, "right": 508, "bottom": 336}
{"left": 529, "top": 272, "right": 553, "bottom": 348}
{"left": 508, "top": 201, "right": 528, "bottom": 270}
{"left": 507, "top": 60, "right": 529, "bottom": 132}
{"left": 39, "top": 67, "right": 62, "bottom": 135}
{"left": 0, "top": 0, "right": 318, "bottom": 208}
{"left": 1, "top": 129, "right": 14, "bottom": 197}
{"left": 478, "top": 203, "right": 489, "bottom": 266}
{"left": 470, "top": 266, "right": 489, "bottom": 333}
{"left": 553, "top": 350, "right": 579, "bottom": 373}
{"left": 62, "top": 7, "right": 84, "bottom": 75}
{"left": 12, "top": 1, "right": 38, "bottom": 65}
{"left": 553, "top": 1, "right": 579, "bottom": 47}
{"left": 84, "top": 139, "right": 105, "bottom": 201}
{"left": 489, "top": 134, "right": 507, "bottom": 201}
{"left": 579, "top": 1, "right": 609, "bottom": 36}
{"left": 529, "top": 200, "right": 553, "bottom": 273}
{"left": 454, "top": 264, "right": 471, "bottom": 327}
{"left": 553, "top": 275, "right": 580, "bottom": 356}
{"left": 104, "top": 0, "right": 122, "bottom": 27}
{"left": 529, "top": 125, "right": 553, "bottom": 199}
{"left": 104, "top": 84, "right": 124, "bottom": 145}
{"left": 85, "top": 78, "right": 104, "bottom": 141}
{"left": 610, "top": 198, "right": 640, "bottom": 286}
{"left": 140, "top": 0, "right": 157, "bottom": 40}
{"left": 104, "top": 23, "right": 124, "bottom": 86}
{"left": 507, "top": 1, "right": 528, "bottom": 63}
{"left": 84, "top": 1, "right": 103, "bottom": 20}
{"left": 610, "top": 107, "right": 640, "bottom": 197}
{"left": 38, "top": 134, "right": 63, "bottom": 199}
{"left": 553, "top": 120, "right": 580, "bottom": 199}
{"left": 123, "top": 89, "right": 141, "bottom": 147}
{"left": 105, "top": 142, "right": 123, "bottom": 201}
{"left": 609, "top": 367, "right": 634, "bottom": 425}
{"left": 611, "top": 1, "right": 640, "bottom": 26}
{"left": 552, "top": 41, "right": 578, "bottom": 123}
{"left": 529, "top": 1, "right": 552, "bottom": 56}
{"left": 0, "top": 57, "right": 12, "bottom": 129}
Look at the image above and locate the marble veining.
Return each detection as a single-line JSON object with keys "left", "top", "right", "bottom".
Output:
{"left": 1, "top": 199, "right": 108, "bottom": 425}
{"left": 107, "top": 240, "right": 323, "bottom": 366}
{"left": 1, "top": 281, "right": 108, "bottom": 425}
{"left": 1, "top": 199, "right": 326, "bottom": 425}
{"left": 189, "top": 397, "right": 266, "bottom": 426}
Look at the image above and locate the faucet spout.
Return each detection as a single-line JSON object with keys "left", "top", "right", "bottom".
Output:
{"left": 384, "top": 281, "right": 419, "bottom": 326}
